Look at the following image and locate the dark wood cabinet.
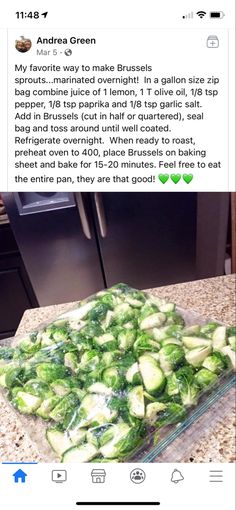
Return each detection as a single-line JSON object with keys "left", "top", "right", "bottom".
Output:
{"left": 0, "top": 223, "right": 38, "bottom": 340}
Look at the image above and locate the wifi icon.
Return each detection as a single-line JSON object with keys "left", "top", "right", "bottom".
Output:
{"left": 197, "top": 10, "right": 207, "bottom": 18}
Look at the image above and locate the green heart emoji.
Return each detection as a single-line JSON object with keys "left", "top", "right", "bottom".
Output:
{"left": 158, "top": 174, "right": 169, "bottom": 184}
{"left": 183, "top": 174, "right": 193, "bottom": 184}
{"left": 171, "top": 174, "right": 181, "bottom": 184}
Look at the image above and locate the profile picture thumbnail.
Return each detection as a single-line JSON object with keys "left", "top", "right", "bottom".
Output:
{"left": 15, "top": 36, "right": 32, "bottom": 53}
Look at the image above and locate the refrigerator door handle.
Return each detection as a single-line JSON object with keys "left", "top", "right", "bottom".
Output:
{"left": 74, "top": 192, "right": 92, "bottom": 240}
{"left": 94, "top": 192, "right": 107, "bottom": 238}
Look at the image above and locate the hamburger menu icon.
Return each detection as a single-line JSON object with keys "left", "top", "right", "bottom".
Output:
{"left": 15, "top": 36, "right": 32, "bottom": 53}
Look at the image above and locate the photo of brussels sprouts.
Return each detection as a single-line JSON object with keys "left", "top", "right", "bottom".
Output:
{"left": 0, "top": 283, "right": 235, "bottom": 462}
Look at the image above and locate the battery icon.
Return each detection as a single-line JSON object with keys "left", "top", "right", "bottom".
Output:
{"left": 210, "top": 11, "right": 225, "bottom": 18}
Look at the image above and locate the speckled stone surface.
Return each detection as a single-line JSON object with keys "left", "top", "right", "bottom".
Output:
{"left": 0, "top": 275, "right": 235, "bottom": 462}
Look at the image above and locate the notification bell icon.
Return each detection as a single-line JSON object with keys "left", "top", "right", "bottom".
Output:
{"left": 171, "top": 469, "right": 184, "bottom": 483}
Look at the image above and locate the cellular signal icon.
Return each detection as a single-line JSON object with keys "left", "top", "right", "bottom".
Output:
{"left": 196, "top": 10, "right": 207, "bottom": 18}
{"left": 182, "top": 12, "right": 194, "bottom": 19}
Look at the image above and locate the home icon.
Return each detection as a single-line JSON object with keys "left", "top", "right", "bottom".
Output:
{"left": 91, "top": 469, "right": 106, "bottom": 483}
{"left": 13, "top": 469, "right": 27, "bottom": 483}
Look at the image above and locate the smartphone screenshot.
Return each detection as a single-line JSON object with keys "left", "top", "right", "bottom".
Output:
{"left": 0, "top": 1, "right": 235, "bottom": 509}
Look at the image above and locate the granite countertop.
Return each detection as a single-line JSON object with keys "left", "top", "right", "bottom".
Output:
{"left": 0, "top": 275, "right": 235, "bottom": 463}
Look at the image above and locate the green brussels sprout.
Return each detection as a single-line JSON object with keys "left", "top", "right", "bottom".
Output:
{"left": 12, "top": 349, "right": 31, "bottom": 362}
{"left": 12, "top": 391, "right": 42, "bottom": 414}
{"left": 36, "top": 363, "right": 70, "bottom": 383}
{"left": 181, "top": 324, "right": 201, "bottom": 336}
{"left": 30, "top": 346, "right": 65, "bottom": 365}
{"left": 140, "top": 312, "right": 166, "bottom": 330}
{"left": 126, "top": 362, "right": 142, "bottom": 385}
{"left": 40, "top": 332, "right": 55, "bottom": 348}
{"left": 155, "top": 402, "right": 187, "bottom": 428}
{"left": 125, "top": 298, "right": 144, "bottom": 308}
{"left": 99, "top": 422, "right": 131, "bottom": 459}
{"left": 44, "top": 324, "right": 56, "bottom": 336}
{"left": 153, "top": 325, "right": 183, "bottom": 341}
{"left": 0, "top": 347, "right": 15, "bottom": 361}
{"left": 52, "top": 327, "right": 69, "bottom": 342}
{"left": 139, "top": 302, "right": 159, "bottom": 321}
{"left": 75, "top": 393, "right": 118, "bottom": 429}
{"left": 86, "top": 381, "right": 112, "bottom": 396}
{"left": 81, "top": 367, "right": 104, "bottom": 388}
{"left": 19, "top": 335, "right": 41, "bottom": 354}
{"left": 64, "top": 352, "right": 79, "bottom": 372}
{"left": 68, "top": 426, "right": 87, "bottom": 446}
{"left": 194, "top": 368, "right": 218, "bottom": 389}
{"left": 46, "top": 427, "right": 73, "bottom": 456}
{"left": 51, "top": 378, "right": 79, "bottom": 397}
{"left": 182, "top": 337, "right": 211, "bottom": 350}
{"left": 159, "top": 344, "right": 185, "bottom": 375}
{"left": 146, "top": 402, "right": 167, "bottom": 424}
{"left": 72, "top": 387, "right": 87, "bottom": 401}
{"left": 139, "top": 354, "right": 166, "bottom": 395}
{"left": 109, "top": 398, "right": 142, "bottom": 428}
{"left": 78, "top": 350, "right": 100, "bottom": 372}
{"left": 227, "top": 326, "right": 236, "bottom": 337}
{"left": 98, "top": 425, "right": 117, "bottom": 447}
{"left": 59, "top": 300, "right": 97, "bottom": 322}
{"left": 8, "top": 386, "right": 22, "bottom": 400}
{"left": 108, "top": 395, "right": 128, "bottom": 412}
{"left": 102, "top": 310, "right": 115, "bottom": 329}
{"left": 221, "top": 346, "right": 236, "bottom": 371}
{"left": 128, "top": 386, "right": 145, "bottom": 419}
{"left": 185, "top": 345, "right": 212, "bottom": 367}
{"left": 5, "top": 366, "right": 25, "bottom": 389}
{"left": 146, "top": 295, "right": 166, "bottom": 308}
{"left": 118, "top": 329, "right": 136, "bottom": 350}
{"left": 159, "top": 302, "right": 176, "bottom": 313}
{"left": 0, "top": 369, "right": 7, "bottom": 387}
{"left": 87, "top": 302, "right": 112, "bottom": 322}
{"left": 165, "top": 312, "right": 185, "bottom": 326}
{"left": 23, "top": 379, "right": 53, "bottom": 398}
{"left": 98, "top": 292, "right": 117, "bottom": 309}
{"left": 62, "top": 442, "right": 98, "bottom": 463}
{"left": 52, "top": 318, "right": 69, "bottom": 328}
{"left": 114, "top": 424, "right": 146, "bottom": 457}
{"left": 199, "top": 322, "right": 220, "bottom": 336}
{"left": 118, "top": 352, "right": 136, "bottom": 369}
{"left": 101, "top": 351, "right": 122, "bottom": 367}
{"left": 49, "top": 392, "right": 80, "bottom": 423}
{"left": 36, "top": 396, "right": 61, "bottom": 419}
{"left": 69, "top": 331, "right": 92, "bottom": 352}
{"left": 166, "top": 373, "right": 179, "bottom": 396}
{"left": 123, "top": 320, "right": 138, "bottom": 330}
{"left": 228, "top": 336, "right": 236, "bottom": 352}
{"left": 202, "top": 352, "right": 228, "bottom": 374}
{"left": 111, "top": 283, "right": 131, "bottom": 294}
{"left": 22, "top": 365, "right": 37, "bottom": 382}
{"left": 161, "top": 338, "right": 182, "bottom": 347}
{"left": 134, "top": 332, "right": 160, "bottom": 357}
{"left": 81, "top": 321, "right": 103, "bottom": 339}
{"left": 113, "top": 303, "right": 135, "bottom": 325}
{"left": 212, "top": 326, "right": 227, "bottom": 350}
{"left": 86, "top": 424, "right": 114, "bottom": 448}
{"left": 174, "top": 366, "right": 200, "bottom": 406}
{"left": 103, "top": 367, "right": 125, "bottom": 390}
{"left": 94, "top": 333, "right": 118, "bottom": 351}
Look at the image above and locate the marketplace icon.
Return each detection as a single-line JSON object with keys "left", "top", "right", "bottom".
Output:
{"left": 91, "top": 469, "right": 106, "bottom": 483}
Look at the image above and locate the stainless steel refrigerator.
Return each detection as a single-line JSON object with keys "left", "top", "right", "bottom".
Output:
{"left": 3, "top": 192, "right": 229, "bottom": 306}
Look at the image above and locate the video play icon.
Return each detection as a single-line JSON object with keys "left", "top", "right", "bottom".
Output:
{"left": 52, "top": 470, "right": 67, "bottom": 483}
